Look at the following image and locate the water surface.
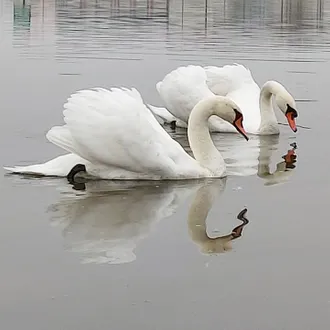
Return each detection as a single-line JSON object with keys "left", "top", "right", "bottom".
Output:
{"left": 1, "top": 0, "right": 330, "bottom": 329}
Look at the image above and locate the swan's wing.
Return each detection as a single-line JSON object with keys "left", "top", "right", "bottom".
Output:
{"left": 156, "top": 65, "right": 214, "bottom": 123}
{"left": 204, "top": 64, "right": 262, "bottom": 132}
{"left": 204, "top": 63, "right": 259, "bottom": 96}
{"left": 46, "top": 88, "right": 192, "bottom": 177}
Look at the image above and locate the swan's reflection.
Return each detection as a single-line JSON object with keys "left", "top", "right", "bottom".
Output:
{"left": 187, "top": 180, "right": 249, "bottom": 255}
{"left": 257, "top": 141, "right": 298, "bottom": 186}
{"left": 167, "top": 127, "right": 298, "bottom": 184}
{"left": 49, "top": 180, "right": 203, "bottom": 264}
{"left": 49, "top": 178, "right": 250, "bottom": 263}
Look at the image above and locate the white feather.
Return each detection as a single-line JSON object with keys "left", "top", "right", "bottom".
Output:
{"left": 151, "top": 63, "right": 295, "bottom": 135}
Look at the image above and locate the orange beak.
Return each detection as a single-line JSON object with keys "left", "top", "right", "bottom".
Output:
{"left": 285, "top": 106, "right": 298, "bottom": 133}
{"left": 285, "top": 112, "right": 297, "bottom": 132}
{"left": 234, "top": 114, "right": 249, "bottom": 141}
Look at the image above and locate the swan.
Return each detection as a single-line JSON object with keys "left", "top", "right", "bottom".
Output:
{"left": 148, "top": 64, "right": 298, "bottom": 135}
{"left": 4, "top": 87, "right": 249, "bottom": 180}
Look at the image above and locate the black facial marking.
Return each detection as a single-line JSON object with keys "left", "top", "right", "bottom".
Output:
{"left": 286, "top": 104, "right": 298, "bottom": 118}
{"left": 67, "top": 164, "right": 86, "bottom": 184}
{"left": 170, "top": 120, "right": 176, "bottom": 130}
{"left": 232, "top": 109, "right": 249, "bottom": 141}
{"left": 233, "top": 109, "right": 242, "bottom": 121}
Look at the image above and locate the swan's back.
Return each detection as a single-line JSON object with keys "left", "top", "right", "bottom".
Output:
{"left": 204, "top": 64, "right": 257, "bottom": 95}
{"left": 156, "top": 65, "right": 214, "bottom": 122}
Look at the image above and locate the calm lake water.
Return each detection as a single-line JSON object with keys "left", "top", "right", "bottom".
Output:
{"left": 1, "top": 0, "right": 330, "bottom": 329}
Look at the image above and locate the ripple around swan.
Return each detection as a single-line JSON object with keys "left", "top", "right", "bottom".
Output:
{"left": 3, "top": 0, "right": 330, "bottom": 63}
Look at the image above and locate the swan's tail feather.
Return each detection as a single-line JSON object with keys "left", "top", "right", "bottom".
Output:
{"left": 4, "top": 154, "right": 89, "bottom": 177}
{"left": 4, "top": 165, "right": 50, "bottom": 176}
{"left": 3, "top": 160, "right": 61, "bottom": 176}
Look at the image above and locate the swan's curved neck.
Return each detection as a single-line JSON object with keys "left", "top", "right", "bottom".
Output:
{"left": 188, "top": 181, "right": 233, "bottom": 253}
{"left": 259, "top": 81, "right": 281, "bottom": 134}
{"left": 187, "top": 98, "right": 225, "bottom": 175}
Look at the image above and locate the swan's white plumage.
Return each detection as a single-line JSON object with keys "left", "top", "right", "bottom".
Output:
{"left": 151, "top": 64, "right": 289, "bottom": 135}
{"left": 205, "top": 63, "right": 257, "bottom": 96}
{"left": 204, "top": 64, "right": 263, "bottom": 133}
{"left": 4, "top": 153, "right": 88, "bottom": 177}
{"left": 5, "top": 87, "right": 216, "bottom": 180}
{"left": 154, "top": 65, "right": 234, "bottom": 132}
{"left": 156, "top": 65, "right": 213, "bottom": 124}
{"left": 47, "top": 87, "right": 205, "bottom": 179}
{"left": 5, "top": 85, "right": 252, "bottom": 179}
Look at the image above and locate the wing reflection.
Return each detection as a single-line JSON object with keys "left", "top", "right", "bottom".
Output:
{"left": 49, "top": 180, "right": 203, "bottom": 264}
{"left": 187, "top": 180, "right": 249, "bottom": 255}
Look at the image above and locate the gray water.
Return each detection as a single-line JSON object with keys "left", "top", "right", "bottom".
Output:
{"left": 1, "top": 0, "right": 330, "bottom": 329}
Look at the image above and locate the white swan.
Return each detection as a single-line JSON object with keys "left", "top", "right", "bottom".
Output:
{"left": 4, "top": 87, "right": 248, "bottom": 180}
{"left": 148, "top": 64, "right": 298, "bottom": 135}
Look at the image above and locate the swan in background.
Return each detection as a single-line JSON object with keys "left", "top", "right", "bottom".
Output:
{"left": 4, "top": 87, "right": 248, "bottom": 180}
{"left": 187, "top": 180, "right": 249, "bottom": 255}
{"left": 148, "top": 64, "right": 298, "bottom": 135}
{"left": 48, "top": 180, "right": 207, "bottom": 264}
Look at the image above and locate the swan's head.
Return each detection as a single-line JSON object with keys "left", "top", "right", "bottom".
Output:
{"left": 214, "top": 97, "right": 249, "bottom": 141}
{"left": 273, "top": 85, "right": 298, "bottom": 132}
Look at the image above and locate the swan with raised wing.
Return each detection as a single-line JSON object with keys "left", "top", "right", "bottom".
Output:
{"left": 148, "top": 64, "right": 298, "bottom": 135}
{"left": 4, "top": 87, "right": 248, "bottom": 180}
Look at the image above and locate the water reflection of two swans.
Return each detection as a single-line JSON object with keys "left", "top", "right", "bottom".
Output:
{"left": 49, "top": 135, "right": 297, "bottom": 264}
